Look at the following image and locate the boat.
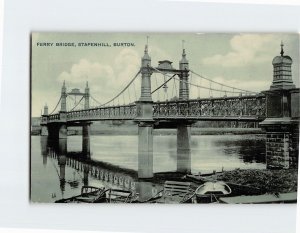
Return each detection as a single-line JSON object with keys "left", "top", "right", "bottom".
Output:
{"left": 55, "top": 186, "right": 107, "bottom": 203}
{"left": 195, "top": 181, "right": 232, "bottom": 203}
{"left": 55, "top": 186, "right": 138, "bottom": 203}
{"left": 103, "top": 188, "right": 138, "bottom": 203}
{"left": 219, "top": 192, "right": 297, "bottom": 204}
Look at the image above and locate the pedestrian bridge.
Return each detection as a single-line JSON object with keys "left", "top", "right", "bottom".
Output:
{"left": 44, "top": 95, "right": 266, "bottom": 124}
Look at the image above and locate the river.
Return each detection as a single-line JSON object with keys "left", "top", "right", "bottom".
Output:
{"left": 30, "top": 134, "right": 266, "bottom": 202}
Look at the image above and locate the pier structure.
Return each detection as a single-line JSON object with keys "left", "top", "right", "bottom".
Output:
{"left": 260, "top": 42, "right": 299, "bottom": 169}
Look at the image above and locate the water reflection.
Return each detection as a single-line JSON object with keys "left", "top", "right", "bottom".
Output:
{"left": 215, "top": 136, "right": 266, "bottom": 163}
{"left": 33, "top": 133, "right": 266, "bottom": 202}
{"left": 40, "top": 136, "right": 48, "bottom": 166}
{"left": 83, "top": 164, "right": 89, "bottom": 186}
{"left": 136, "top": 181, "right": 160, "bottom": 202}
{"left": 42, "top": 137, "right": 144, "bottom": 199}
{"left": 58, "top": 155, "right": 66, "bottom": 192}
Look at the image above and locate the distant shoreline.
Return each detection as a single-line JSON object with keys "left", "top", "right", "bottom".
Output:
{"left": 31, "top": 127, "right": 263, "bottom": 136}
{"left": 90, "top": 127, "right": 263, "bottom": 136}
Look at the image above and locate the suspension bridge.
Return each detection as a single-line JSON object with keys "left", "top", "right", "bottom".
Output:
{"left": 40, "top": 43, "right": 299, "bottom": 178}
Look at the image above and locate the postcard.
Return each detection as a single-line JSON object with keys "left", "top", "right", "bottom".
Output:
{"left": 30, "top": 33, "right": 299, "bottom": 204}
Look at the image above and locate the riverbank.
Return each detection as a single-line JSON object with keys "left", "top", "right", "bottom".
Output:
{"left": 154, "top": 168, "right": 298, "bottom": 195}
{"left": 68, "top": 126, "right": 263, "bottom": 136}
{"left": 215, "top": 169, "right": 298, "bottom": 193}
{"left": 31, "top": 119, "right": 263, "bottom": 136}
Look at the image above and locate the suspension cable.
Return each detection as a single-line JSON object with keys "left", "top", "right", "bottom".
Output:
{"left": 198, "top": 76, "right": 202, "bottom": 98}
{"left": 152, "top": 67, "right": 253, "bottom": 95}
{"left": 190, "top": 70, "right": 257, "bottom": 94}
{"left": 174, "top": 77, "right": 177, "bottom": 97}
{"left": 171, "top": 78, "right": 175, "bottom": 97}
{"left": 189, "top": 72, "right": 193, "bottom": 92}
{"left": 151, "top": 74, "right": 176, "bottom": 94}
{"left": 90, "top": 95, "right": 101, "bottom": 105}
{"left": 154, "top": 73, "right": 160, "bottom": 100}
{"left": 69, "top": 96, "right": 84, "bottom": 111}
{"left": 132, "top": 81, "right": 137, "bottom": 101}
{"left": 49, "top": 96, "right": 62, "bottom": 115}
{"left": 66, "top": 95, "right": 76, "bottom": 111}
{"left": 128, "top": 88, "right": 131, "bottom": 103}
{"left": 98, "top": 69, "right": 141, "bottom": 107}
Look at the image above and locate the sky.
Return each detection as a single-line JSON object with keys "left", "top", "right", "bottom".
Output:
{"left": 31, "top": 33, "right": 299, "bottom": 117}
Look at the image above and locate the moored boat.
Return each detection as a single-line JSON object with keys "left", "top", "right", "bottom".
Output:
{"left": 55, "top": 186, "right": 107, "bottom": 203}
{"left": 219, "top": 192, "right": 297, "bottom": 204}
{"left": 195, "top": 181, "right": 232, "bottom": 203}
{"left": 55, "top": 186, "right": 138, "bottom": 203}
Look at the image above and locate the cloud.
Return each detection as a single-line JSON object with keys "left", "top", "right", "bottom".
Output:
{"left": 149, "top": 46, "right": 173, "bottom": 63}
{"left": 58, "top": 58, "right": 114, "bottom": 86}
{"left": 57, "top": 48, "right": 143, "bottom": 106}
{"left": 114, "top": 48, "right": 140, "bottom": 83}
{"left": 202, "top": 34, "right": 278, "bottom": 67}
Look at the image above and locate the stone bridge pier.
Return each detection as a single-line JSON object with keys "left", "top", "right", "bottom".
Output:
{"left": 177, "top": 48, "right": 191, "bottom": 174}
{"left": 260, "top": 44, "right": 299, "bottom": 169}
{"left": 82, "top": 124, "right": 91, "bottom": 155}
{"left": 177, "top": 124, "right": 191, "bottom": 173}
{"left": 40, "top": 81, "right": 92, "bottom": 159}
{"left": 136, "top": 44, "right": 154, "bottom": 179}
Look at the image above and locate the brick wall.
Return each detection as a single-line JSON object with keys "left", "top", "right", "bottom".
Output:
{"left": 266, "top": 131, "right": 289, "bottom": 169}
{"left": 289, "top": 124, "right": 299, "bottom": 168}
{"left": 265, "top": 124, "right": 299, "bottom": 169}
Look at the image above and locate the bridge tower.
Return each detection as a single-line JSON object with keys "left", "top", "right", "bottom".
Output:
{"left": 58, "top": 81, "right": 68, "bottom": 139}
{"left": 84, "top": 81, "right": 90, "bottom": 109}
{"left": 82, "top": 81, "right": 91, "bottom": 155}
{"left": 177, "top": 48, "right": 191, "bottom": 173}
{"left": 261, "top": 42, "right": 299, "bottom": 169}
{"left": 179, "top": 48, "right": 189, "bottom": 99}
{"left": 61, "top": 81, "right": 67, "bottom": 112}
{"left": 43, "top": 103, "right": 48, "bottom": 115}
{"left": 136, "top": 44, "right": 154, "bottom": 178}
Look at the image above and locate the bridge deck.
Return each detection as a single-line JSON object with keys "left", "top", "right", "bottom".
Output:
{"left": 41, "top": 95, "right": 266, "bottom": 124}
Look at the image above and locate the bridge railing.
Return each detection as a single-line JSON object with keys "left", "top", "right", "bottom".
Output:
{"left": 66, "top": 104, "right": 137, "bottom": 121}
{"left": 153, "top": 94, "right": 266, "bottom": 120}
{"left": 40, "top": 116, "right": 48, "bottom": 124}
{"left": 44, "top": 95, "right": 266, "bottom": 122}
{"left": 47, "top": 113, "right": 60, "bottom": 123}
